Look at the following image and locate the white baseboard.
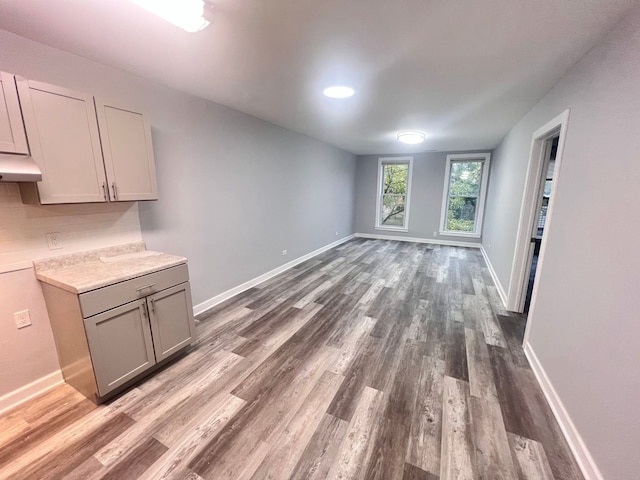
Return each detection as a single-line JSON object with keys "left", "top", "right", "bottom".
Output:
{"left": 524, "top": 342, "right": 603, "bottom": 480}
{"left": 355, "top": 233, "right": 481, "bottom": 249}
{"left": 193, "top": 234, "right": 356, "bottom": 317}
{"left": 479, "top": 245, "right": 507, "bottom": 308}
{"left": 0, "top": 370, "right": 64, "bottom": 416}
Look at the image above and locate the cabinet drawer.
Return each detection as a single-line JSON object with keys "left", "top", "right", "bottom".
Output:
{"left": 79, "top": 263, "right": 189, "bottom": 318}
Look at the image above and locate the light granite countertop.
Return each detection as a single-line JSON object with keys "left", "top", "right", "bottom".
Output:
{"left": 34, "top": 243, "right": 187, "bottom": 294}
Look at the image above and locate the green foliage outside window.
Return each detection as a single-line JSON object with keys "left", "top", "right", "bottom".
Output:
{"left": 446, "top": 161, "right": 482, "bottom": 232}
{"left": 383, "top": 165, "right": 408, "bottom": 195}
{"left": 447, "top": 215, "right": 475, "bottom": 232}
{"left": 381, "top": 164, "right": 408, "bottom": 226}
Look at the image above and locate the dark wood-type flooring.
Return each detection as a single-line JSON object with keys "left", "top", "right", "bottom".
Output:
{"left": 0, "top": 239, "right": 584, "bottom": 479}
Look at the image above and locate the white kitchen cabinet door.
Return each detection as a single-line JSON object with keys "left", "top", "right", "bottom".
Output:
{"left": 148, "top": 282, "right": 195, "bottom": 362}
{"left": 0, "top": 72, "right": 29, "bottom": 155}
{"left": 95, "top": 99, "right": 158, "bottom": 201}
{"left": 84, "top": 299, "right": 157, "bottom": 397}
{"left": 16, "top": 78, "right": 107, "bottom": 204}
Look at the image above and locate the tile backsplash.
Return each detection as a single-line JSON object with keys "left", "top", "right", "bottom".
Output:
{"left": 0, "top": 183, "right": 142, "bottom": 273}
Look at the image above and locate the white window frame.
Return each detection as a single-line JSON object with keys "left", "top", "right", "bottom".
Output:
{"left": 439, "top": 153, "right": 491, "bottom": 238}
{"left": 375, "top": 156, "right": 413, "bottom": 232}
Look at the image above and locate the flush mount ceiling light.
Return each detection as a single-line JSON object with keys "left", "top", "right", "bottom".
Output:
{"left": 323, "top": 86, "right": 355, "bottom": 99}
{"left": 131, "top": 0, "right": 211, "bottom": 32}
{"left": 396, "top": 131, "right": 426, "bottom": 145}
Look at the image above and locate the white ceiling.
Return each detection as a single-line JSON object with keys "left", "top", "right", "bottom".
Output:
{"left": 0, "top": 0, "right": 635, "bottom": 154}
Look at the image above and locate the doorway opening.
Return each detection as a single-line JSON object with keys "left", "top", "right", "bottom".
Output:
{"left": 507, "top": 110, "right": 569, "bottom": 334}
{"left": 523, "top": 135, "right": 558, "bottom": 314}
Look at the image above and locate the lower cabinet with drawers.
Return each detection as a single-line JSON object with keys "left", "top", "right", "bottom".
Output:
{"left": 40, "top": 263, "right": 195, "bottom": 403}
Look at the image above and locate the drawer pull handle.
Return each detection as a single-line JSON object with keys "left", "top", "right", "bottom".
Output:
{"left": 136, "top": 283, "right": 156, "bottom": 292}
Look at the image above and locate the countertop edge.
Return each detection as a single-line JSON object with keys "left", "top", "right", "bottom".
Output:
{"left": 36, "top": 258, "right": 188, "bottom": 295}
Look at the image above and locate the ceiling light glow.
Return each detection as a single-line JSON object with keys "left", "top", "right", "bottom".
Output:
{"left": 397, "top": 131, "right": 426, "bottom": 144}
{"left": 323, "top": 86, "right": 355, "bottom": 99}
{"left": 131, "top": 0, "right": 210, "bottom": 32}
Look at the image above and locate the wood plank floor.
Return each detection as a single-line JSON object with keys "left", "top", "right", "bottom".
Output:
{"left": 0, "top": 239, "right": 584, "bottom": 480}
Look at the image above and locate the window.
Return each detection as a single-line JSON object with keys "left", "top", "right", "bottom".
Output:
{"left": 439, "top": 153, "right": 490, "bottom": 237}
{"left": 375, "top": 156, "right": 413, "bottom": 231}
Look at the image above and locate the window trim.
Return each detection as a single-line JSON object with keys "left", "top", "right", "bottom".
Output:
{"left": 439, "top": 153, "right": 491, "bottom": 238}
{"left": 375, "top": 156, "right": 413, "bottom": 232}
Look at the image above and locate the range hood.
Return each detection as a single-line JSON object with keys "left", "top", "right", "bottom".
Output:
{"left": 0, "top": 154, "right": 42, "bottom": 182}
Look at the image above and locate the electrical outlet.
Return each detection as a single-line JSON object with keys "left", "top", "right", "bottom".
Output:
{"left": 433, "top": 231, "right": 438, "bottom": 237}
{"left": 335, "top": 231, "right": 339, "bottom": 236}
{"left": 45, "top": 232, "right": 63, "bottom": 250}
{"left": 282, "top": 249, "right": 288, "bottom": 256}
{"left": 14, "top": 310, "right": 32, "bottom": 329}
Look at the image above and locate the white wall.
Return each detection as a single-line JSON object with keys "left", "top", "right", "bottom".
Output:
{"left": 482, "top": 6, "right": 640, "bottom": 479}
{"left": 0, "top": 30, "right": 356, "bottom": 400}
{"left": 354, "top": 152, "right": 490, "bottom": 244}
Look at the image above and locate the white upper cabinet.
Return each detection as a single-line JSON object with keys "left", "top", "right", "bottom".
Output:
{"left": 0, "top": 72, "right": 29, "bottom": 155}
{"left": 16, "top": 78, "right": 108, "bottom": 204}
{"left": 15, "top": 76, "right": 158, "bottom": 204}
{"left": 95, "top": 100, "right": 158, "bottom": 201}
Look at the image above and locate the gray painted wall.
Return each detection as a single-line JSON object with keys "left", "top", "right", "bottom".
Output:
{"left": 482, "top": 6, "right": 640, "bottom": 479}
{"left": 355, "top": 152, "right": 491, "bottom": 244}
{"left": 138, "top": 113, "right": 357, "bottom": 305}
{"left": 0, "top": 30, "right": 356, "bottom": 398}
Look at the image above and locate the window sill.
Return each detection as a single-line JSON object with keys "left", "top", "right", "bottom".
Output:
{"left": 439, "top": 230, "right": 481, "bottom": 239}
{"left": 375, "top": 226, "right": 409, "bottom": 233}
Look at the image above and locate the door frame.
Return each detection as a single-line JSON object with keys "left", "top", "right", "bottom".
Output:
{"left": 507, "top": 110, "right": 570, "bottom": 322}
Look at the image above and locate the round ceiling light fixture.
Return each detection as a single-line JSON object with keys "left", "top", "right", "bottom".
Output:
{"left": 396, "top": 130, "right": 426, "bottom": 145}
{"left": 323, "top": 85, "right": 355, "bottom": 99}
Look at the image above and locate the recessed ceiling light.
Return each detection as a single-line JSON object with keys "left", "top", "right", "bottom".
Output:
{"left": 323, "top": 86, "right": 355, "bottom": 99}
{"left": 131, "top": 0, "right": 211, "bottom": 32}
{"left": 397, "top": 131, "right": 426, "bottom": 144}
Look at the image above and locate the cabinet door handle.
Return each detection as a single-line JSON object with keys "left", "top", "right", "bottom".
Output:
{"left": 102, "top": 183, "right": 108, "bottom": 201}
{"left": 150, "top": 297, "right": 155, "bottom": 313}
{"left": 140, "top": 302, "right": 148, "bottom": 318}
{"left": 111, "top": 182, "right": 118, "bottom": 200}
{"left": 136, "top": 283, "right": 156, "bottom": 292}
